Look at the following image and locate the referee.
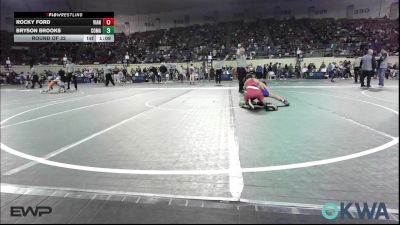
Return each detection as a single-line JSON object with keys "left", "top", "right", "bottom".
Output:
{"left": 66, "top": 60, "right": 78, "bottom": 90}
{"left": 104, "top": 64, "right": 115, "bottom": 86}
{"left": 213, "top": 55, "right": 229, "bottom": 85}
{"left": 236, "top": 44, "right": 247, "bottom": 93}
{"left": 30, "top": 65, "right": 42, "bottom": 89}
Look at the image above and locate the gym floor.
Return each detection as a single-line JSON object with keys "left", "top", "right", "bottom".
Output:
{"left": 1, "top": 79, "right": 399, "bottom": 223}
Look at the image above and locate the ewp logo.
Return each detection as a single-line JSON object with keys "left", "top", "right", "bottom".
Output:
{"left": 10, "top": 206, "right": 52, "bottom": 217}
{"left": 322, "top": 202, "right": 389, "bottom": 220}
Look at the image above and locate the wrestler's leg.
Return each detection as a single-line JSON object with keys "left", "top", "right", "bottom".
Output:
{"left": 268, "top": 92, "right": 290, "bottom": 106}
{"left": 269, "top": 93, "right": 284, "bottom": 102}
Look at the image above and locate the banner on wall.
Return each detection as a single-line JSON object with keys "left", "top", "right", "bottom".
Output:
{"left": 124, "top": 21, "right": 130, "bottom": 35}
{"left": 158, "top": 46, "right": 171, "bottom": 51}
{"left": 166, "top": 63, "right": 177, "bottom": 69}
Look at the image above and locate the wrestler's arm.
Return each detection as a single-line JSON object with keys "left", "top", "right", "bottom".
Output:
{"left": 253, "top": 79, "right": 265, "bottom": 89}
{"left": 258, "top": 81, "right": 268, "bottom": 90}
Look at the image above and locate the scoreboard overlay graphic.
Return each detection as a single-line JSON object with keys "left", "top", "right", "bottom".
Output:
{"left": 13, "top": 12, "right": 114, "bottom": 42}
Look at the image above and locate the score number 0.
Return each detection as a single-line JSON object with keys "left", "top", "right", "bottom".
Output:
{"left": 102, "top": 18, "right": 114, "bottom": 26}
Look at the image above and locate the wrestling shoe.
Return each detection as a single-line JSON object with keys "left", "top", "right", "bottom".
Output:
{"left": 247, "top": 99, "right": 255, "bottom": 110}
{"left": 265, "top": 103, "right": 278, "bottom": 111}
{"left": 282, "top": 99, "right": 290, "bottom": 106}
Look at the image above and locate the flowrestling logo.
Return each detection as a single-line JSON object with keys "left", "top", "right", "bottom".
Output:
{"left": 321, "top": 202, "right": 389, "bottom": 220}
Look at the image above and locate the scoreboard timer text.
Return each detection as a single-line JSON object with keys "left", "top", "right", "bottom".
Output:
{"left": 14, "top": 12, "right": 114, "bottom": 42}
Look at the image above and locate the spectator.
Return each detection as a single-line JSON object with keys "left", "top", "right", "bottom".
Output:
{"left": 189, "top": 63, "right": 196, "bottom": 85}
{"left": 256, "top": 65, "right": 263, "bottom": 79}
{"left": 1, "top": 18, "right": 398, "bottom": 65}
{"left": 301, "top": 64, "right": 308, "bottom": 78}
{"left": 377, "top": 48, "right": 388, "bottom": 87}
{"left": 360, "top": 49, "right": 376, "bottom": 88}
{"left": 159, "top": 63, "right": 168, "bottom": 84}
{"left": 353, "top": 56, "right": 362, "bottom": 83}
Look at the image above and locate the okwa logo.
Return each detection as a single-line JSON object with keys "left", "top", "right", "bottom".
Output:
{"left": 322, "top": 202, "right": 389, "bottom": 220}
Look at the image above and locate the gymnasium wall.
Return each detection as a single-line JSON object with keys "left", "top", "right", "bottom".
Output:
{"left": 114, "top": 0, "right": 399, "bottom": 33}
